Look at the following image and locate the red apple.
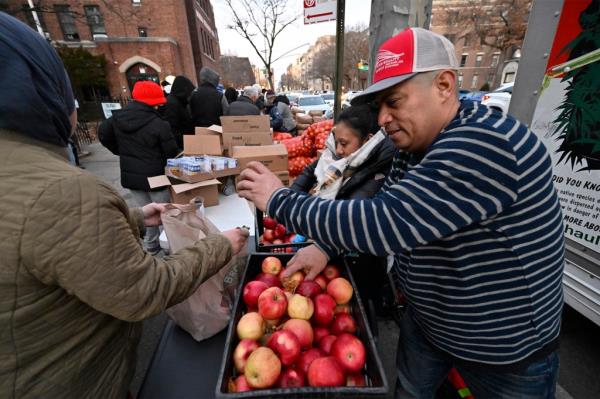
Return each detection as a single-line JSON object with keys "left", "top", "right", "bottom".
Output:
{"left": 282, "top": 318, "right": 313, "bottom": 349}
{"left": 262, "top": 256, "right": 282, "bottom": 275}
{"left": 243, "top": 281, "right": 269, "bottom": 309}
{"left": 231, "top": 375, "right": 252, "bottom": 392}
{"left": 274, "top": 223, "right": 287, "bottom": 238}
{"left": 312, "top": 293, "right": 336, "bottom": 326}
{"left": 287, "top": 294, "right": 314, "bottom": 320}
{"left": 272, "top": 239, "right": 283, "bottom": 245}
{"left": 307, "top": 356, "right": 345, "bottom": 387}
{"left": 296, "top": 280, "right": 323, "bottom": 298}
{"left": 244, "top": 347, "right": 281, "bottom": 389}
{"left": 327, "top": 277, "right": 353, "bottom": 305}
{"left": 233, "top": 339, "right": 260, "bottom": 373}
{"left": 255, "top": 272, "right": 282, "bottom": 288}
{"left": 330, "top": 333, "right": 366, "bottom": 373}
{"left": 323, "top": 265, "right": 341, "bottom": 281}
{"left": 237, "top": 312, "right": 265, "bottom": 340}
{"left": 330, "top": 313, "right": 357, "bottom": 335}
{"left": 263, "top": 216, "right": 277, "bottom": 230}
{"left": 319, "top": 334, "right": 337, "bottom": 354}
{"left": 263, "top": 229, "right": 275, "bottom": 242}
{"left": 277, "top": 367, "right": 306, "bottom": 388}
{"left": 285, "top": 247, "right": 295, "bottom": 253}
{"left": 314, "top": 275, "right": 328, "bottom": 291}
{"left": 297, "top": 347, "right": 324, "bottom": 375}
{"left": 334, "top": 304, "right": 351, "bottom": 315}
{"left": 267, "top": 330, "right": 301, "bottom": 366}
{"left": 313, "top": 326, "right": 330, "bottom": 344}
{"left": 284, "top": 233, "right": 296, "bottom": 243}
{"left": 258, "top": 287, "right": 287, "bottom": 320}
{"left": 281, "top": 270, "right": 305, "bottom": 292}
{"left": 346, "top": 373, "right": 366, "bottom": 387}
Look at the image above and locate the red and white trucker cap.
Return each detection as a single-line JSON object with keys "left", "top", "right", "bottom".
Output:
{"left": 352, "top": 27, "right": 458, "bottom": 105}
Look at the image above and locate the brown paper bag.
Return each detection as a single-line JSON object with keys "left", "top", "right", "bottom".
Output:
{"left": 162, "top": 199, "right": 245, "bottom": 341}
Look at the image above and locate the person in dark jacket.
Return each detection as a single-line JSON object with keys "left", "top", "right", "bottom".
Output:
{"left": 163, "top": 75, "right": 195, "bottom": 149}
{"left": 274, "top": 95, "right": 296, "bottom": 133}
{"left": 224, "top": 87, "right": 239, "bottom": 104}
{"left": 189, "top": 67, "right": 228, "bottom": 126}
{"left": 291, "top": 104, "right": 394, "bottom": 313}
{"left": 265, "top": 90, "right": 284, "bottom": 131}
{"left": 227, "top": 86, "right": 260, "bottom": 116}
{"left": 98, "top": 80, "right": 179, "bottom": 254}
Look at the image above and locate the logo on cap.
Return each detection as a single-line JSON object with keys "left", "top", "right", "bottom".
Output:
{"left": 375, "top": 50, "right": 406, "bottom": 76}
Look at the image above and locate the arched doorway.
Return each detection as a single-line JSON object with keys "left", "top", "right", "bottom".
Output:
{"left": 125, "top": 63, "right": 160, "bottom": 92}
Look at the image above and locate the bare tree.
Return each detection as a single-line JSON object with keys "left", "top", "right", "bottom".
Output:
{"left": 309, "top": 41, "right": 336, "bottom": 88}
{"left": 343, "top": 26, "right": 369, "bottom": 90}
{"left": 223, "top": 0, "right": 298, "bottom": 89}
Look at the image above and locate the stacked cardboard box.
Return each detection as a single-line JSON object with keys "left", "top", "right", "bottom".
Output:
{"left": 233, "top": 144, "right": 290, "bottom": 187}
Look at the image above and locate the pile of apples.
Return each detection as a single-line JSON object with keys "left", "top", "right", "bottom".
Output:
{"left": 259, "top": 215, "right": 307, "bottom": 251}
{"left": 229, "top": 256, "right": 368, "bottom": 392}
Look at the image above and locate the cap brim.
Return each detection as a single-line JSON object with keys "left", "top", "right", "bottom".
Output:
{"left": 350, "top": 73, "right": 418, "bottom": 106}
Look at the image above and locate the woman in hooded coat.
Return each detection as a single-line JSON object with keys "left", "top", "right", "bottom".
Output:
{"left": 0, "top": 13, "right": 248, "bottom": 399}
{"left": 163, "top": 75, "right": 195, "bottom": 149}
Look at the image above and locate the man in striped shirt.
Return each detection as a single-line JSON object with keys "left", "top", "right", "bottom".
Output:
{"left": 238, "top": 28, "right": 564, "bottom": 398}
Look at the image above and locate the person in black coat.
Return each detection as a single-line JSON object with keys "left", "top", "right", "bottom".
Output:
{"left": 189, "top": 67, "right": 228, "bottom": 127}
{"left": 290, "top": 104, "right": 395, "bottom": 317}
{"left": 227, "top": 86, "right": 260, "bottom": 116}
{"left": 163, "top": 75, "right": 195, "bottom": 150}
{"left": 98, "top": 80, "right": 179, "bottom": 254}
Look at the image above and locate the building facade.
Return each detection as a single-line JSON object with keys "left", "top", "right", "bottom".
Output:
{"left": 2, "top": 0, "right": 221, "bottom": 99}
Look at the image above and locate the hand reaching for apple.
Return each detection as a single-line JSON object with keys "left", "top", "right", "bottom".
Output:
{"left": 222, "top": 228, "right": 250, "bottom": 255}
{"left": 236, "top": 162, "right": 284, "bottom": 211}
{"left": 283, "top": 244, "right": 328, "bottom": 280}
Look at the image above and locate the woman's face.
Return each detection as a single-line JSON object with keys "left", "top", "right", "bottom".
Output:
{"left": 333, "top": 121, "right": 368, "bottom": 158}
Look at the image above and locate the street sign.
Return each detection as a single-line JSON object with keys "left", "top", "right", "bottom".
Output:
{"left": 304, "top": 0, "right": 336, "bottom": 25}
{"left": 101, "top": 102, "right": 122, "bottom": 119}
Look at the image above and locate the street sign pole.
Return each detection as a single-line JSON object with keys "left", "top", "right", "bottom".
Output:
{"left": 333, "top": 0, "right": 345, "bottom": 121}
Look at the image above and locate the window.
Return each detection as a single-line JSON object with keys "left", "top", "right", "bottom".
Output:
{"left": 475, "top": 53, "right": 483, "bottom": 67}
{"left": 472, "top": 73, "right": 479, "bottom": 89}
{"left": 55, "top": 5, "right": 79, "bottom": 41}
{"left": 85, "top": 6, "right": 106, "bottom": 36}
{"left": 491, "top": 53, "right": 500, "bottom": 67}
{"left": 132, "top": 0, "right": 141, "bottom": 4}
{"left": 460, "top": 54, "right": 468, "bottom": 67}
{"left": 503, "top": 72, "right": 516, "bottom": 84}
{"left": 138, "top": 27, "right": 148, "bottom": 37}
{"left": 463, "top": 35, "right": 470, "bottom": 47}
{"left": 458, "top": 73, "right": 464, "bottom": 87}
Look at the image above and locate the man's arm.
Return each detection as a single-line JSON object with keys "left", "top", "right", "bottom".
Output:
{"left": 267, "top": 130, "right": 519, "bottom": 256}
{"left": 98, "top": 118, "right": 119, "bottom": 155}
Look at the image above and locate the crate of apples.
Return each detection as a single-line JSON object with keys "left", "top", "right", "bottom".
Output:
{"left": 255, "top": 210, "right": 311, "bottom": 253}
{"left": 216, "top": 254, "right": 389, "bottom": 398}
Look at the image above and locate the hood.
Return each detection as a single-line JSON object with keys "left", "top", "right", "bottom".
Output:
{"left": 0, "top": 13, "right": 75, "bottom": 147}
{"left": 199, "top": 67, "right": 220, "bottom": 87}
{"left": 112, "top": 101, "right": 158, "bottom": 133}
{"left": 170, "top": 76, "right": 195, "bottom": 102}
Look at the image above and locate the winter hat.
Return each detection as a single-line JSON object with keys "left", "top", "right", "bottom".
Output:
{"left": 132, "top": 80, "right": 167, "bottom": 106}
{"left": 352, "top": 27, "right": 458, "bottom": 105}
{"left": 199, "top": 67, "right": 220, "bottom": 87}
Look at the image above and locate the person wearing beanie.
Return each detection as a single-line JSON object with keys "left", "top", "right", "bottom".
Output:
{"left": 238, "top": 27, "right": 564, "bottom": 398}
{"left": 164, "top": 75, "right": 196, "bottom": 149}
{"left": 264, "top": 89, "right": 283, "bottom": 131}
{"left": 98, "top": 80, "right": 179, "bottom": 254}
{"left": 189, "top": 67, "right": 229, "bottom": 127}
{"left": 0, "top": 13, "right": 248, "bottom": 399}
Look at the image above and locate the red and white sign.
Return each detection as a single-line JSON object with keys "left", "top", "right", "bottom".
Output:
{"left": 304, "top": 0, "right": 336, "bottom": 25}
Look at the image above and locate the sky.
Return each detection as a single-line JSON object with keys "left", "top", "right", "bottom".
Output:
{"left": 211, "top": 0, "right": 371, "bottom": 85}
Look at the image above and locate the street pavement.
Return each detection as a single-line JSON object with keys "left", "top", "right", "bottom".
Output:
{"left": 80, "top": 141, "right": 596, "bottom": 398}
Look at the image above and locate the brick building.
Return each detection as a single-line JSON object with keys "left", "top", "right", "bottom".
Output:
{"left": 1, "top": 0, "right": 221, "bottom": 99}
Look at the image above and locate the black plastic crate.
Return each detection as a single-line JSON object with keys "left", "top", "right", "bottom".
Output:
{"left": 215, "top": 253, "right": 389, "bottom": 398}
{"left": 254, "top": 210, "right": 312, "bottom": 253}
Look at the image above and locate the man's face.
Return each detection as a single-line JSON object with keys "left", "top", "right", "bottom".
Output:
{"left": 376, "top": 73, "right": 444, "bottom": 153}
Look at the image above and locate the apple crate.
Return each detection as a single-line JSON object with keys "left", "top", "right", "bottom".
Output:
{"left": 215, "top": 253, "right": 389, "bottom": 398}
{"left": 254, "top": 210, "right": 312, "bottom": 253}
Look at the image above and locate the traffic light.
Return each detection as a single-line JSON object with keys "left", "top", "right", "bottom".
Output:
{"left": 357, "top": 59, "right": 369, "bottom": 71}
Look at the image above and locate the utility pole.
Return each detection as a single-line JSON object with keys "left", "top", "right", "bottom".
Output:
{"left": 368, "top": 0, "right": 433, "bottom": 83}
{"left": 333, "top": 0, "right": 345, "bottom": 121}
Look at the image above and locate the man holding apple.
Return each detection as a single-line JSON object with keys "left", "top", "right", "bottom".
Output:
{"left": 237, "top": 28, "right": 564, "bottom": 398}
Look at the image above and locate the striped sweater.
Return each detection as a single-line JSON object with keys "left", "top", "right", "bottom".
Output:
{"left": 268, "top": 101, "right": 565, "bottom": 365}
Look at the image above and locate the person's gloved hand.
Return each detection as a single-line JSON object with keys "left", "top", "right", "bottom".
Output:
{"left": 222, "top": 228, "right": 250, "bottom": 255}
{"left": 142, "top": 203, "right": 168, "bottom": 227}
{"left": 282, "top": 244, "right": 328, "bottom": 280}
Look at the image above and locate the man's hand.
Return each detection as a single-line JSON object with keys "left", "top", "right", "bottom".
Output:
{"left": 222, "top": 228, "right": 250, "bottom": 255}
{"left": 283, "top": 244, "right": 328, "bottom": 280}
{"left": 236, "top": 162, "right": 284, "bottom": 211}
{"left": 142, "top": 203, "right": 168, "bottom": 227}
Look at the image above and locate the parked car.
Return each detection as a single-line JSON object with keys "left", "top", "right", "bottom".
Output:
{"left": 342, "top": 90, "right": 362, "bottom": 103}
{"left": 297, "top": 95, "right": 331, "bottom": 114}
{"left": 481, "top": 82, "right": 514, "bottom": 113}
{"left": 463, "top": 90, "right": 487, "bottom": 102}
{"left": 320, "top": 92, "right": 335, "bottom": 106}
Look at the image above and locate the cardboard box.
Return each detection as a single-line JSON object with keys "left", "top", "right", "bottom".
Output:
{"left": 183, "top": 134, "right": 222, "bottom": 156}
{"left": 236, "top": 169, "right": 290, "bottom": 187}
{"left": 232, "top": 144, "right": 288, "bottom": 172}
{"left": 220, "top": 115, "right": 270, "bottom": 132}
{"left": 148, "top": 175, "right": 220, "bottom": 207}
